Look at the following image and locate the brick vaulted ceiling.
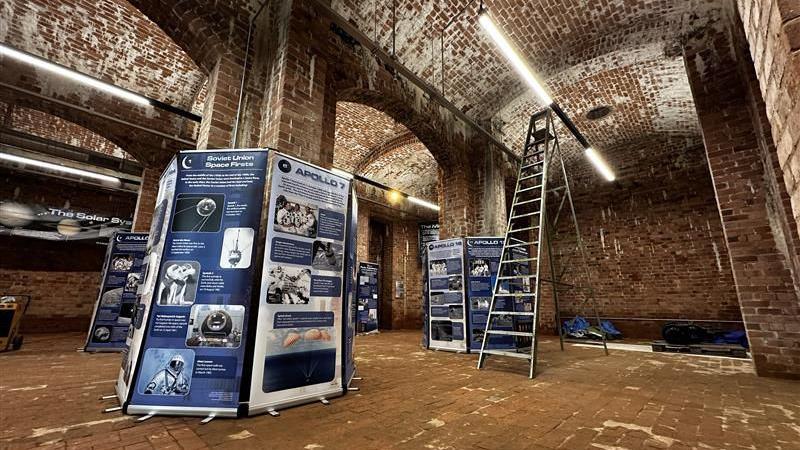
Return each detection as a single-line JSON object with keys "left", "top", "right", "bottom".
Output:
{"left": 332, "top": 0, "right": 722, "bottom": 183}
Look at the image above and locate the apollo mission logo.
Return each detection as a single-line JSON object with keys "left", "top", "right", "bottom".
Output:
{"left": 278, "top": 159, "right": 292, "bottom": 173}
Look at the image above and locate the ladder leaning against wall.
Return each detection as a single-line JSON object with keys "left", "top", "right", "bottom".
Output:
{"left": 476, "top": 108, "right": 608, "bottom": 379}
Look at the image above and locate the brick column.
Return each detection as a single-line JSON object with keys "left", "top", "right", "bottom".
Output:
{"left": 197, "top": 54, "right": 244, "bottom": 150}
{"left": 685, "top": 18, "right": 800, "bottom": 378}
{"left": 437, "top": 166, "right": 477, "bottom": 239}
{"left": 131, "top": 166, "right": 162, "bottom": 232}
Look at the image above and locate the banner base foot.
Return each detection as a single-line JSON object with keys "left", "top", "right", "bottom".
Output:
{"left": 102, "top": 406, "right": 122, "bottom": 414}
{"left": 200, "top": 414, "right": 216, "bottom": 424}
{"left": 137, "top": 413, "right": 155, "bottom": 422}
{"left": 100, "top": 394, "right": 117, "bottom": 400}
{"left": 267, "top": 409, "right": 280, "bottom": 417}
{"left": 319, "top": 398, "right": 330, "bottom": 405}
{"left": 348, "top": 387, "right": 360, "bottom": 391}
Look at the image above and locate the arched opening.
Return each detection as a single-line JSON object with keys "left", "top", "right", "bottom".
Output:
{"left": 334, "top": 101, "right": 440, "bottom": 330}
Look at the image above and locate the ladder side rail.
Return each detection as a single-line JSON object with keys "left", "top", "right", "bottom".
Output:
{"left": 554, "top": 138, "right": 609, "bottom": 356}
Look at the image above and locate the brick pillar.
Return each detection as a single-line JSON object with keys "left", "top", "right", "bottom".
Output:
{"left": 197, "top": 54, "right": 244, "bottom": 150}
{"left": 438, "top": 165, "right": 477, "bottom": 239}
{"left": 737, "top": 0, "right": 800, "bottom": 235}
{"left": 685, "top": 17, "right": 800, "bottom": 378}
{"left": 131, "top": 166, "right": 162, "bottom": 232}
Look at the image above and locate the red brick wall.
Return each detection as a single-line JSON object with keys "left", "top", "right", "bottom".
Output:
{"left": 543, "top": 137, "right": 741, "bottom": 338}
{"left": 0, "top": 169, "right": 137, "bottom": 332}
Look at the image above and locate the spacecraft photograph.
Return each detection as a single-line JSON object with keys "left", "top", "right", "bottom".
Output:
{"left": 273, "top": 195, "right": 318, "bottom": 238}
{"left": 91, "top": 325, "right": 112, "bottom": 343}
{"left": 171, "top": 193, "right": 224, "bottom": 233}
{"left": 156, "top": 261, "right": 200, "bottom": 306}
{"left": 185, "top": 305, "right": 244, "bottom": 348}
{"left": 219, "top": 227, "right": 254, "bottom": 269}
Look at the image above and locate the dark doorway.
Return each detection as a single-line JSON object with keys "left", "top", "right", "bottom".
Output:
{"left": 368, "top": 219, "right": 393, "bottom": 330}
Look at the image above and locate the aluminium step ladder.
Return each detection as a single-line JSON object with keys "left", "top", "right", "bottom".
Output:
{"left": 476, "top": 108, "right": 608, "bottom": 379}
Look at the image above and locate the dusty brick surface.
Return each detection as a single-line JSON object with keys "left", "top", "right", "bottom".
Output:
{"left": 2, "top": 332, "right": 800, "bottom": 449}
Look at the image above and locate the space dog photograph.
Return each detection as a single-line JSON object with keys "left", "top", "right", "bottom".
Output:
{"left": 156, "top": 261, "right": 200, "bottom": 306}
{"left": 185, "top": 305, "right": 244, "bottom": 348}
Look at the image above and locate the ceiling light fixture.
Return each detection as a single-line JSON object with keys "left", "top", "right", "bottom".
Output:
{"left": 585, "top": 148, "right": 615, "bottom": 182}
{"left": 332, "top": 167, "right": 440, "bottom": 211}
{"left": 0, "top": 43, "right": 150, "bottom": 106}
{"left": 0, "top": 151, "right": 121, "bottom": 184}
{"left": 477, "top": 8, "right": 616, "bottom": 182}
{"left": 407, "top": 196, "right": 440, "bottom": 211}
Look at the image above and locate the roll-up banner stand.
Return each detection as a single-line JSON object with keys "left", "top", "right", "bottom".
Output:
{"left": 85, "top": 231, "right": 149, "bottom": 352}
{"left": 119, "top": 149, "right": 269, "bottom": 418}
{"left": 247, "top": 153, "right": 352, "bottom": 415}
{"left": 426, "top": 238, "right": 467, "bottom": 352}
{"left": 117, "top": 158, "right": 178, "bottom": 405}
{"left": 356, "top": 262, "right": 380, "bottom": 333}
{"left": 342, "top": 189, "right": 359, "bottom": 387}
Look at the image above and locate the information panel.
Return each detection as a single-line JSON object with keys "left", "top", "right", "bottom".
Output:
{"left": 85, "top": 232, "right": 148, "bottom": 352}
{"left": 124, "top": 149, "right": 269, "bottom": 417}
{"left": 117, "top": 158, "right": 178, "bottom": 404}
{"left": 418, "top": 222, "right": 440, "bottom": 260}
{"left": 426, "top": 238, "right": 467, "bottom": 352}
{"left": 356, "top": 262, "right": 379, "bottom": 333}
{"left": 248, "top": 153, "right": 351, "bottom": 414}
{"left": 464, "top": 237, "right": 506, "bottom": 351}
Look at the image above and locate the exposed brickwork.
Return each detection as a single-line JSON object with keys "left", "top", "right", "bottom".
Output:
{"left": 360, "top": 140, "right": 439, "bottom": 203}
{"left": 0, "top": 101, "right": 129, "bottom": 159}
{"left": 0, "top": 169, "right": 136, "bottom": 332}
{"left": 685, "top": 7, "right": 800, "bottom": 378}
{"left": 543, "top": 136, "right": 740, "bottom": 338}
{"left": 131, "top": 166, "right": 163, "bottom": 232}
{"left": 334, "top": 101, "right": 408, "bottom": 171}
{"left": 737, "top": 0, "right": 800, "bottom": 239}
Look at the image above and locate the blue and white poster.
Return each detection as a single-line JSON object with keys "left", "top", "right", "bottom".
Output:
{"left": 248, "top": 153, "right": 351, "bottom": 414}
{"left": 124, "top": 149, "right": 268, "bottom": 417}
{"left": 465, "top": 237, "right": 514, "bottom": 351}
{"left": 356, "top": 262, "right": 380, "bottom": 333}
{"left": 85, "top": 231, "right": 148, "bottom": 352}
{"left": 426, "top": 238, "right": 467, "bottom": 352}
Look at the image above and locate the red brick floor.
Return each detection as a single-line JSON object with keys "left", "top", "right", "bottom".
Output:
{"left": 1, "top": 331, "right": 799, "bottom": 449}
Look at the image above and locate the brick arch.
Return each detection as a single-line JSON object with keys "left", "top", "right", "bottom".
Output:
{"left": 335, "top": 88, "right": 468, "bottom": 174}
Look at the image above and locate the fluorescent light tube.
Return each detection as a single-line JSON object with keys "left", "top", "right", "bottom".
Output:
{"left": 0, "top": 44, "right": 150, "bottom": 106}
{"left": 407, "top": 196, "right": 440, "bottom": 211}
{"left": 584, "top": 147, "right": 615, "bottom": 181}
{"left": 331, "top": 168, "right": 354, "bottom": 179}
{"left": 0, "top": 152, "right": 121, "bottom": 184}
{"left": 478, "top": 11, "right": 553, "bottom": 106}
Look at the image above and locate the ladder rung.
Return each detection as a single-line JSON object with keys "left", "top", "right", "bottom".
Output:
{"left": 513, "top": 198, "right": 540, "bottom": 207}
{"left": 489, "top": 311, "right": 536, "bottom": 316}
{"left": 504, "top": 241, "right": 537, "bottom": 249}
{"left": 519, "top": 172, "right": 543, "bottom": 182}
{"left": 508, "top": 226, "right": 539, "bottom": 233}
{"left": 494, "top": 292, "right": 537, "bottom": 297}
{"left": 480, "top": 349, "right": 532, "bottom": 360}
{"left": 517, "top": 184, "right": 543, "bottom": 193}
{"left": 510, "top": 211, "right": 540, "bottom": 220}
{"left": 497, "top": 275, "right": 537, "bottom": 280}
{"left": 521, "top": 161, "right": 542, "bottom": 170}
{"left": 501, "top": 257, "right": 537, "bottom": 263}
{"left": 486, "top": 330, "right": 535, "bottom": 337}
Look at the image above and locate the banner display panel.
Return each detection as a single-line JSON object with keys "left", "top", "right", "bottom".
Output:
{"left": 117, "top": 158, "right": 178, "bottom": 403}
{"left": 418, "top": 222, "right": 439, "bottom": 260}
{"left": 342, "top": 190, "right": 358, "bottom": 386}
{"left": 85, "top": 231, "right": 149, "bottom": 352}
{"left": 426, "top": 238, "right": 467, "bottom": 352}
{"left": 464, "top": 237, "right": 510, "bottom": 351}
{"left": 248, "top": 153, "right": 351, "bottom": 413}
{"left": 124, "top": 149, "right": 269, "bottom": 417}
{"left": 356, "top": 262, "right": 379, "bottom": 333}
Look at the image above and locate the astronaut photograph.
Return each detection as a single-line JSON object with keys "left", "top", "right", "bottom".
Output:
{"left": 311, "top": 240, "right": 343, "bottom": 271}
{"left": 111, "top": 254, "right": 134, "bottom": 272}
{"left": 429, "top": 259, "right": 448, "bottom": 276}
{"left": 137, "top": 348, "right": 194, "bottom": 396}
{"left": 185, "top": 305, "right": 244, "bottom": 348}
{"left": 157, "top": 261, "right": 200, "bottom": 306}
{"left": 273, "top": 195, "right": 318, "bottom": 238}
{"left": 219, "top": 227, "right": 254, "bottom": 269}
{"left": 266, "top": 265, "right": 311, "bottom": 304}
{"left": 171, "top": 193, "right": 224, "bottom": 233}
{"left": 471, "top": 297, "right": 490, "bottom": 310}
{"left": 448, "top": 275, "right": 463, "bottom": 291}
{"left": 470, "top": 259, "right": 491, "bottom": 277}
{"left": 125, "top": 272, "right": 141, "bottom": 292}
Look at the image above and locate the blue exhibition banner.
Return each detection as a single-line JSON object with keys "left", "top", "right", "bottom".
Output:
{"left": 127, "top": 149, "right": 268, "bottom": 416}
{"left": 357, "top": 262, "right": 380, "bottom": 333}
{"left": 464, "top": 237, "right": 512, "bottom": 351}
{"left": 426, "top": 238, "right": 467, "bottom": 352}
{"left": 85, "top": 231, "right": 148, "bottom": 352}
